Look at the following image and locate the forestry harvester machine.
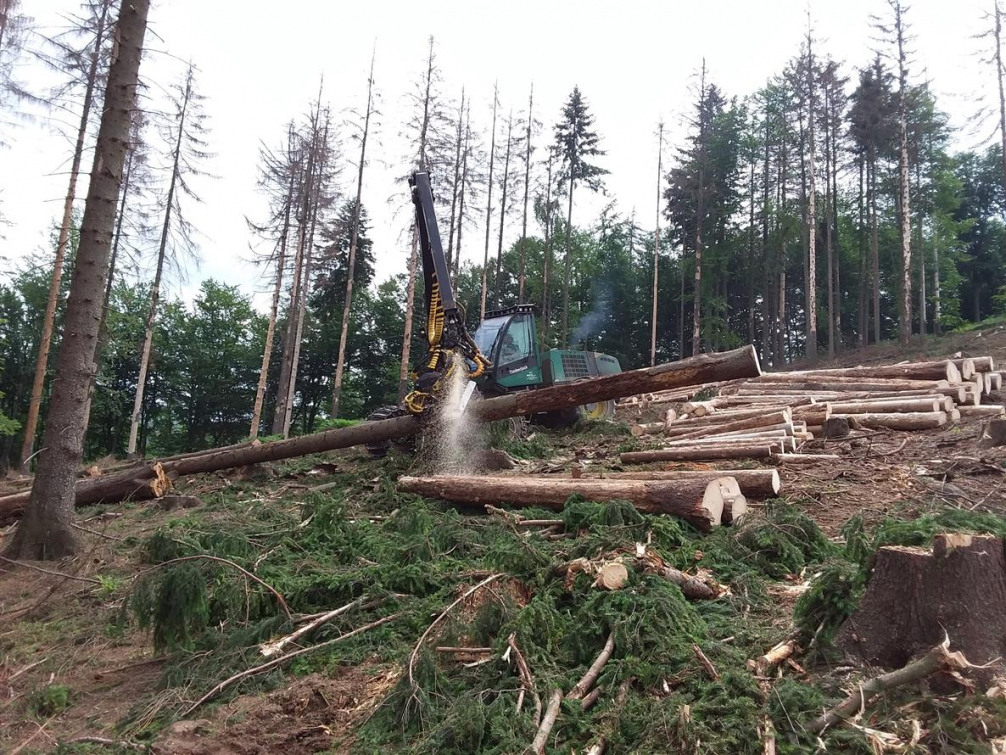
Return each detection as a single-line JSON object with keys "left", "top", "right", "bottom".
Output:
{"left": 365, "top": 171, "right": 621, "bottom": 455}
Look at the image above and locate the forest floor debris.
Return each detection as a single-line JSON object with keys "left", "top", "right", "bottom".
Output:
{"left": 5, "top": 334, "right": 1006, "bottom": 752}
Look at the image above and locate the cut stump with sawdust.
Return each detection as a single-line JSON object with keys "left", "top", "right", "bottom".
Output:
{"left": 836, "top": 533, "right": 1006, "bottom": 683}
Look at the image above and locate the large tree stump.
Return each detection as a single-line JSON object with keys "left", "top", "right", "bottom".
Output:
{"left": 836, "top": 534, "right": 1006, "bottom": 682}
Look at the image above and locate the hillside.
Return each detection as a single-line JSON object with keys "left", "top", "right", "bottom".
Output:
{"left": 3, "top": 330, "right": 1006, "bottom": 754}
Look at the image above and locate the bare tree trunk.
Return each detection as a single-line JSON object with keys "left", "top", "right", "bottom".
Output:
{"left": 916, "top": 159, "right": 926, "bottom": 337}
{"left": 858, "top": 155, "right": 867, "bottom": 347}
{"left": 542, "top": 150, "right": 553, "bottom": 342}
{"left": 273, "top": 214, "right": 305, "bottom": 433}
{"left": 870, "top": 150, "right": 881, "bottom": 344}
{"left": 651, "top": 122, "right": 663, "bottom": 367}
{"left": 831, "top": 86, "right": 842, "bottom": 354}
{"left": 518, "top": 84, "right": 533, "bottom": 303}
{"left": 332, "top": 55, "right": 375, "bottom": 418}
{"left": 494, "top": 111, "right": 513, "bottom": 307}
{"left": 692, "top": 63, "right": 707, "bottom": 357}
{"left": 251, "top": 245, "right": 286, "bottom": 438}
{"left": 777, "top": 137, "right": 789, "bottom": 364}
{"left": 250, "top": 153, "right": 295, "bottom": 438}
{"left": 398, "top": 40, "right": 436, "bottom": 401}
{"left": 894, "top": 1, "right": 912, "bottom": 345}
{"left": 679, "top": 252, "right": 686, "bottom": 359}
{"left": 761, "top": 110, "right": 772, "bottom": 364}
{"left": 284, "top": 116, "right": 328, "bottom": 437}
{"left": 562, "top": 175, "right": 575, "bottom": 345}
{"left": 4, "top": 0, "right": 148, "bottom": 560}
{"left": 933, "top": 225, "right": 941, "bottom": 335}
{"left": 480, "top": 84, "right": 498, "bottom": 320}
{"left": 747, "top": 160, "right": 756, "bottom": 348}
{"left": 127, "top": 73, "right": 193, "bottom": 458}
{"left": 19, "top": 2, "right": 111, "bottom": 472}
{"left": 824, "top": 73, "right": 835, "bottom": 359}
{"left": 453, "top": 107, "right": 471, "bottom": 281}
{"left": 996, "top": 1, "right": 1006, "bottom": 201}
{"left": 805, "top": 28, "right": 818, "bottom": 364}
{"left": 398, "top": 226, "right": 420, "bottom": 401}
{"left": 446, "top": 86, "right": 464, "bottom": 273}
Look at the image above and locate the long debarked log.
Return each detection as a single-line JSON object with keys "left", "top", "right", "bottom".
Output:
{"left": 0, "top": 346, "right": 761, "bottom": 523}
{"left": 397, "top": 475, "right": 734, "bottom": 530}
{"left": 755, "top": 361, "right": 960, "bottom": 383}
{"left": 829, "top": 411, "right": 947, "bottom": 430}
{"left": 591, "top": 469, "right": 780, "bottom": 497}
{"left": 620, "top": 444, "right": 776, "bottom": 464}
{"left": 826, "top": 398, "right": 943, "bottom": 414}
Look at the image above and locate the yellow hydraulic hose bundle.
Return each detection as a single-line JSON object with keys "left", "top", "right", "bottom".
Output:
{"left": 403, "top": 275, "right": 491, "bottom": 415}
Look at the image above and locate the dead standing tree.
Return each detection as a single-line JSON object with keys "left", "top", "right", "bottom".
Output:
{"left": 651, "top": 120, "right": 664, "bottom": 366}
{"left": 3, "top": 0, "right": 149, "bottom": 560}
{"left": 480, "top": 82, "right": 499, "bottom": 321}
{"left": 875, "top": 0, "right": 914, "bottom": 344}
{"left": 273, "top": 98, "right": 338, "bottom": 438}
{"left": 249, "top": 123, "right": 300, "bottom": 438}
{"left": 518, "top": 83, "right": 536, "bottom": 303}
{"left": 19, "top": 0, "right": 114, "bottom": 472}
{"left": 127, "top": 62, "right": 210, "bottom": 457}
{"left": 398, "top": 36, "right": 447, "bottom": 400}
{"left": 331, "top": 50, "right": 378, "bottom": 419}
{"left": 804, "top": 18, "right": 819, "bottom": 364}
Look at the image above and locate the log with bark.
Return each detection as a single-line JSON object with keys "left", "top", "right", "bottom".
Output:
{"left": 755, "top": 360, "right": 961, "bottom": 383}
{"left": 397, "top": 475, "right": 734, "bottom": 530}
{"left": 738, "top": 377, "right": 955, "bottom": 394}
{"left": 0, "top": 346, "right": 761, "bottom": 523}
{"left": 620, "top": 445, "right": 776, "bottom": 464}
{"left": 835, "top": 534, "right": 1006, "bottom": 683}
{"left": 826, "top": 397, "right": 943, "bottom": 415}
{"left": 828, "top": 411, "right": 947, "bottom": 431}
{"left": 664, "top": 405, "right": 792, "bottom": 432}
{"left": 774, "top": 453, "right": 840, "bottom": 464}
{"left": 0, "top": 464, "right": 172, "bottom": 522}
{"left": 958, "top": 405, "right": 1005, "bottom": 419}
{"left": 971, "top": 356, "right": 997, "bottom": 373}
{"left": 591, "top": 469, "right": 780, "bottom": 497}
{"left": 668, "top": 410, "right": 791, "bottom": 442}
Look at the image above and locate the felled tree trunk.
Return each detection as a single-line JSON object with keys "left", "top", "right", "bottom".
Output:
{"left": 829, "top": 411, "right": 947, "bottom": 431}
{"left": 836, "top": 534, "right": 1006, "bottom": 682}
{"left": 0, "top": 347, "right": 760, "bottom": 523}
{"left": 0, "top": 464, "right": 171, "bottom": 523}
{"left": 592, "top": 469, "right": 779, "bottom": 497}
{"left": 620, "top": 445, "right": 776, "bottom": 464}
{"left": 397, "top": 475, "right": 735, "bottom": 530}
{"left": 756, "top": 361, "right": 960, "bottom": 383}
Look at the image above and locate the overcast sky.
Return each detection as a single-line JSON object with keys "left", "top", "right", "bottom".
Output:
{"left": 0, "top": 0, "right": 995, "bottom": 310}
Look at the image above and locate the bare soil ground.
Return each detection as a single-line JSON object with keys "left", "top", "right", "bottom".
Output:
{"left": 3, "top": 327, "right": 1006, "bottom": 753}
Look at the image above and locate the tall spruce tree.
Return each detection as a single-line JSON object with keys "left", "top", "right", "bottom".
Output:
{"left": 554, "top": 86, "right": 607, "bottom": 344}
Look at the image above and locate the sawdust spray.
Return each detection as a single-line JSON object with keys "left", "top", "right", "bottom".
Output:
{"left": 426, "top": 355, "right": 483, "bottom": 474}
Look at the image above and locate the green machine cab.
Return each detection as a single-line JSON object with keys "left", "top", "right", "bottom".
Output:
{"left": 471, "top": 304, "right": 622, "bottom": 425}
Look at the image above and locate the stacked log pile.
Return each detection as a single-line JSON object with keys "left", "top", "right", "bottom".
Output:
{"left": 621, "top": 356, "right": 1004, "bottom": 466}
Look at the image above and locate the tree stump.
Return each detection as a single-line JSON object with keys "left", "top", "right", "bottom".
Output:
{"left": 836, "top": 534, "right": 1006, "bottom": 683}
{"left": 979, "top": 418, "right": 1006, "bottom": 449}
{"left": 821, "top": 416, "right": 850, "bottom": 439}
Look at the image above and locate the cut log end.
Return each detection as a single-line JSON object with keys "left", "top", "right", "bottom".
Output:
{"left": 595, "top": 562, "right": 630, "bottom": 591}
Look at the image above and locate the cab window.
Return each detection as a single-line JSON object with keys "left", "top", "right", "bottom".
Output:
{"left": 498, "top": 314, "right": 533, "bottom": 365}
